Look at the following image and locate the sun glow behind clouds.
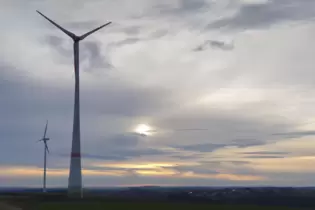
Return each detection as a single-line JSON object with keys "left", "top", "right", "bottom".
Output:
{"left": 134, "top": 124, "right": 154, "bottom": 136}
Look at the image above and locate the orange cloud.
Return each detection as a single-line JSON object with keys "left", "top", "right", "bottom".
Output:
{"left": 0, "top": 164, "right": 264, "bottom": 181}
{"left": 0, "top": 166, "right": 127, "bottom": 177}
{"left": 99, "top": 162, "right": 176, "bottom": 169}
{"left": 249, "top": 156, "right": 315, "bottom": 173}
{"left": 133, "top": 169, "right": 264, "bottom": 181}
{"left": 83, "top": 169, "right": 128, "bottom": 176}
{"left": 213, "top": 173, "right": 265, "bottom": 181}
{"left": 0, "top": 166, "right": 67, "bottom": 177}
{"left": 181, "top": 171, "right": 264, "bottom": 181}
{"left": 92, "top": 161, "right": 199, "bottom": 170}
{"left": 135, "top": 169, "right": 178, "bottom": 177}
{"left": 92, "top": 161, "right": 264, "bottom": 181}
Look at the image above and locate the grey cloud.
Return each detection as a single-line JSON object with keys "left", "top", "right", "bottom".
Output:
{"left": 45, "top": 35, "right": 63, "bottom": 47}
{"left": 242, "top": 151, "right": 290, "bottom": 155}
{"left": 109, "top": 38, "right": 141, "bottom": 47}
{"left": 1, "top": 72, "right": 175, "bottom": 119}
{"left": 82, "top": 86, "right": 176, "bottom": 118}
{"left": 81, "top": 148, "right": 172, "bottom": 161}
{"left": 173, "top": 140, "right": 266, "bottom": 153}
{"left": 155, "top": 0, "right": 210, "bottom": 15}
{"left": 273, "top": 131, "right": 315, "bottom": 138}
{"left": 149, "top": 29, "right": 169, "bottom": 39}
{"left": 243, "top": 155, "right": 285, "bottom": 159}
{"left": 84, "top": 132, "right": 140, "bottom": 151}
{"left": 201, "top": 160, "right": 251, "bottom": 166}
{"left": 122, "top": 26, "right": 142, "bottom": 35}
{"left": 178, "top": 0, "right": 208, "bottom": 12}
{"left": 173, "top": 143, "right": 227, "bottom": 153}
{"left": 174, "top": 128, "right": 209, "bottom": 131}
{"left": 55, "top": 147, "right": 172, "bottom": 162}
{"left": 194, "top": 40, "right": 234, "bottom": 52}
{"left": 43, "top": 36, "right": 112, "bottom": 71}
{"left": 208, "top": 0, "right": 315, "bottom": 30}
{"left": 228, "top": 160, "right": 251, "bottom": 165}
{"left": 240, "top": 151, "right": 290, "bottom": 159}
{"left": 0, "top": 64, "right": 177, "bottom": 167}
{"left": 116, "top": 148, "right": 170, "bottom": 158}
{"left": 56, "top": 153, "right": 128, "bottom": 161}
{"left": 81, "top": 41, "right": 113, "bottom": 71}
{"left": 105, "top": 133, "right": 140, "bottom": 147}
{"left": 230, "top": 139, "right": 266, "bottom": 148}
{"left": 108, "top": 30, "right": 169, "bottom": 49}
{"left": 154, "top": 108, "right": 296, "bottom": 149}
{"left": 170, "top": 154, "right": 203, "bottom": 160}
{"left": 44, "top": 35, "right": 72, "bottom": 56}
{"left": 64, "top": 20, "right": 102, "bottom": 31}
{"left": 79, "top": 132, "right": 173, "bottom": 161}
{"left": 242, "top": 152, "right": 289, "bottom": 159}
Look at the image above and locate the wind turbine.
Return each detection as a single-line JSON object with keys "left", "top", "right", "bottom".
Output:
{"left": 37, "top": 120, "right": 50, "bottom": 193}
{"left": 36, "top": 10, "right": 111, "bottom": 198}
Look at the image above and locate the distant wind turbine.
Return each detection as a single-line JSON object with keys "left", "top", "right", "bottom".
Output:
{"left": 36, "top": 10, "right": 111, "bottom": 198}
{"left": 37, "top": 120, "right": 50, "bottom": 193}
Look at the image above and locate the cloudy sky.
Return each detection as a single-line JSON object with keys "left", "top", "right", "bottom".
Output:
{"left": 2, "top": 0, "right": 315, "bottom": 188}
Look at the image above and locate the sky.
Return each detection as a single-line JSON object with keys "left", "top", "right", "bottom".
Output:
{"left": 2, "top": 0, "right": 315, "bottom": 187}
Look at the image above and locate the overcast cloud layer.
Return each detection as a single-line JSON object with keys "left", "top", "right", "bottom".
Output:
{"left": 2, "top": 0, "right": 315, "bottom": 187}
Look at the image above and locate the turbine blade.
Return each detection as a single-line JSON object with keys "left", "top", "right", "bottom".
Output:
{"left": 36, "top": 10, "right": 76, "bottom": 40}
{"left": 45, "top": 143, "right": 50, "bottom": 154}
{"left": 79, "top": 21, "right": 112, "bottom": 40}
{"left": 37, "top": 139, "right": 43, "bottom": 142}
{"left": 43, "top": 120, "right": 48, "bottom": 138}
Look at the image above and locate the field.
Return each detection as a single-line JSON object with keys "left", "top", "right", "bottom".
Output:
{"left": 32, "top": 202, "right": 304, "bottom": 210}
{"left": 0, "top": 192, "right": 309, "bottom": 210}
{"left": 1, "top": 200, "right": 303, "bottom": 210}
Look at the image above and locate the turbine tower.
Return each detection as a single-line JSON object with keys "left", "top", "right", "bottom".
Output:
{"left": 37, "top": 120, "right": 50, "bottom": 193}
{"left": 37, "top": 11, "right": 112, "bottom": 197}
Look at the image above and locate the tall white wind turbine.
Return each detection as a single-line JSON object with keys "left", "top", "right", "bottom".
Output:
{"left": 37, "top": 11, "right": 111, "bottom": 198}
{"left": 37, "top": 120, "right": 50, "bottom": 193}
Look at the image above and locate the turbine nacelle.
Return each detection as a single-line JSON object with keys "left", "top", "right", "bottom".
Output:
{"left": 38, "top": 137, "right": 50, "bottom": 142}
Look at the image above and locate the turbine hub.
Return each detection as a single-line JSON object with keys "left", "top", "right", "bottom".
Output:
{"left": 73, "top": 36, "right": 81, "bottom": 42}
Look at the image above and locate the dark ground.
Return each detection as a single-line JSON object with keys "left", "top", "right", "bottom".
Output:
{"left": 1, "top": 187, "right": 315, "bottom": 209}
{"left": 0, "top": 197, "right": 302, "bottom": 210}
